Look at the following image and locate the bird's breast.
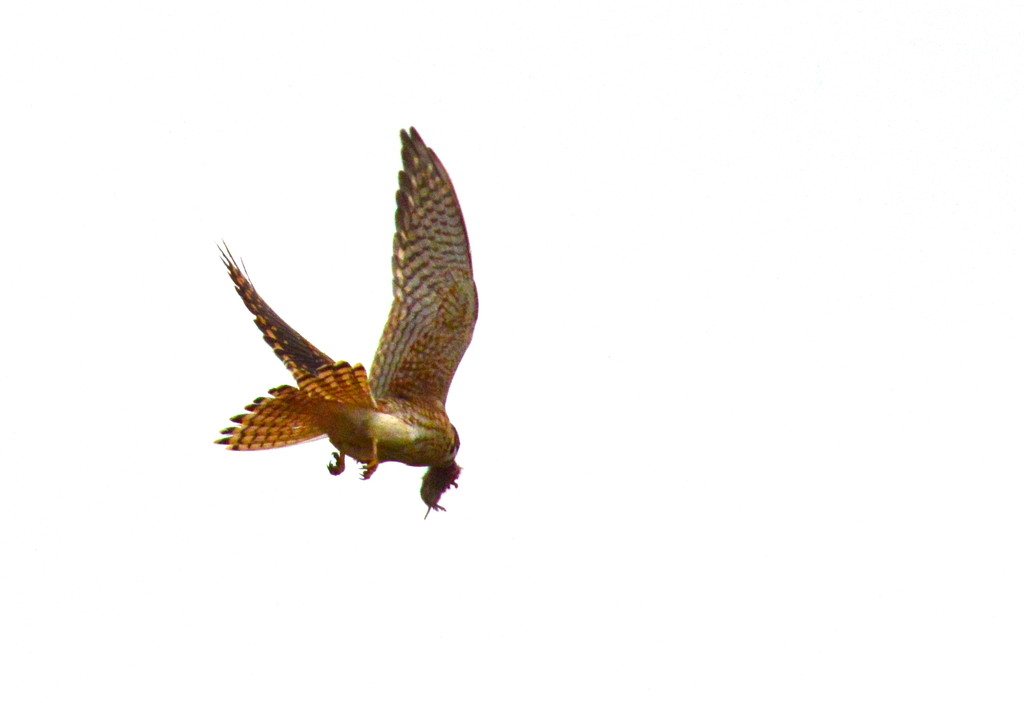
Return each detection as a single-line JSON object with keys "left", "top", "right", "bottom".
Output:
{"left": 367, "top": 411, "right": 424, "bottom": 446}
{"left": 364, "top": 405, "right": 454, "bottom": 467}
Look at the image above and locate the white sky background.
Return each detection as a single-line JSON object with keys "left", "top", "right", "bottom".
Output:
{"left": 2, "top": 1, "right": 1022, "bottom": 700}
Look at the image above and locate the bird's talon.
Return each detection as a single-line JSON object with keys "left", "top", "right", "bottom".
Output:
{"left": 361, "top": 461, "right": 379, "bottom": 480}
{"left": 327, "top": 451, "right": 345, "bottom": 475}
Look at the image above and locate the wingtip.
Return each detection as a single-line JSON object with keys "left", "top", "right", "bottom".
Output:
{"left": 217, "top": 239, "right": 233, "bottom": 264}
{"left": 401, "top": 126, "right": 428, "bottom": 154}
{"left": 217, "top": 240, "right": 249, "bottom": 279}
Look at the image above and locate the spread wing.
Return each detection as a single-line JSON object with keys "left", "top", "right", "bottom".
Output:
{"left": 219, "top": 243, "right": 334, "bottom": 381}
{"left": 370, "top": 128, "right": 478, "bottom": 404}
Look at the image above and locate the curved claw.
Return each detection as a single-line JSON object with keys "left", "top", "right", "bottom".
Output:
{"left": 361, "top": 459, "right": 380, "bottom": 481}
{"left": 360, "top": 439, "right": 379, "bottom": 480}
{"left": 327, "top": 451, "right": 345, "bottom": 475}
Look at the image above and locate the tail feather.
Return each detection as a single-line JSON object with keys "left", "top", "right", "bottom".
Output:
{"left": 216, "top": 384, "right": 326, "bottom": 450}
{"left": 297, "top": 361, "right": 376, "bottom": 408}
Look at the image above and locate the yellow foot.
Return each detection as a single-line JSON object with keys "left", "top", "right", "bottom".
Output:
{"left": 327, "top": 451, "right": 345, "bottom": 475}
{"left": 360, "top": 439, "right": 379, "bottom": 480}
{"left": 361, "top": 459, "right": 379, "bottom": 481}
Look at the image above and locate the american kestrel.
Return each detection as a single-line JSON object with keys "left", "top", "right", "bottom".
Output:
{"left": 216, "top": 128, "right": 477, "bottom": 515}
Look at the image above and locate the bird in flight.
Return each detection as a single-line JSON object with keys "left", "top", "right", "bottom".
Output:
{"left": 216, "top": 128, "right": 477, "bottom": 515}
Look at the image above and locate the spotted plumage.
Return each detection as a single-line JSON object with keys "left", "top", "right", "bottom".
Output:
{"left": 216, "top": 128, "right": 477, "bottom": 514}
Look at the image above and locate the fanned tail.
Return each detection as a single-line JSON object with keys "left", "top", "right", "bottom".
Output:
{"left": 297, "top": 361, "right": 376, "bottom": 408}
{"left": 216, "top": 384, "right": 326, "bottom": 450}
{"left": 216, "top": 362, "right": 374, "bottom": 451}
